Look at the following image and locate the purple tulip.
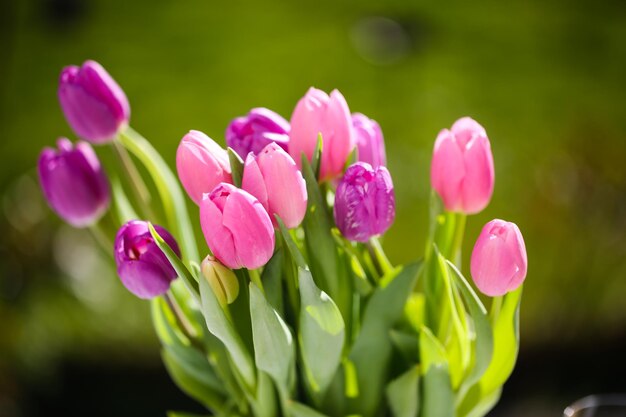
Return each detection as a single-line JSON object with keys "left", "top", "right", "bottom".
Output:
{"left": 176, "top": 130, "right": 232, "bottom": 205}
{"left": 334, "top": 162, "right": 395, "bottom": 242}
{"left": 242, "top": 143, "right": 308, "bottom": 229}
{"left": 38, "top": 138, "right": 110, "bottom": 227}
{"left": 114, "top": 220, "right": 181, "bottom": 299}
{"left": 470, "top": 219, "right": 528, "bottom": 297}
{"left": 200, "top": 183, "right": 275, "bottom": 269}
{"left": 58, "top": 60, "right": 130, "bottom": 144}
{"left": 430, "top": 117, "right": 494, "bottom": 214}
{"left": 289, "top": 87, "right": 355, "bottom": 181}
{"left": 352, "top": 113, "right": 386, "bottom": 167}
{"left": 226, "top": 107, "right": 290, "bottom": 159}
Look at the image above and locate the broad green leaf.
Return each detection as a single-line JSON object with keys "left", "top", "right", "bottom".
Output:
{"left": 298, "top": 267, "right": 345, "bottom": 395}
{"left": 111, "top": 175, "right": 138, "bottom": 223}
{"left": 261, "top": 248, "right": 285, "bottom": 314}
{"left": 420, "top": 327, "right": 454, "bottom": 417}
{"left": 162, "top": 348, "right": 226, "bottom": 412}
{"left": 276, "top": 216, "right": 307, "bottom": 269}
{"left": 227, "top": 147, "right": 244, "bottom": 187}
{"left": 465, "top": 387, "right": 501, "bottom": 417}
{"left": 386, "top": 366, "right": 420, "bottom": 417}
{"left": 289, "top": 401, "right": 330, "bottom": 417}
{"left": 389, "top": 330, "right": 419, "bottom": 364}
{"left": 446, "top": 261, "right": 493, "bottom": 405}
{"left": 198, "top": 273, "right": 256, "bottom": 391}
{"left": 249, "top": 283, "right": 295, "bottom": 390}
{"left": 404, "top": 293, "right": 425, "bottom": 332}
{"left": 348, "top": 262, "right": 422, "bottom": 416}
{"left": 119, "top": 127, "right": 198, "bottom": 263}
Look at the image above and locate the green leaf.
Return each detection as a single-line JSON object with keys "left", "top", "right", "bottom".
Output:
{"left": 298, "top": 267, "right": 345, "bottom": 395}
{"left": 111, "top": 175, "right": 138, "bottom": 223}
{"left": 464, "top": 387, "right": 501, "bottom": 417}
{"left": 167, "top": 411, "right": 212, "bottom": 417}
{"left": 198, "top": 273, "right": 256, "bottom": 391}
{"left": 311, "top": 133, "right": 323, "bottom": 179}
{"left": 227, "top": 147, "right": 244, "bottom": 188}
{"left": 276, "top": 216, "right": 307, "bottom": 269}
{"left": 148, "top": 223, "right": 199, "bottom": 298}
{"left": 261, "top": 248, "right": 285, "bottom": 314}
{"left": 419, "top": 327, "right": 454, "bottom": 417}
{"left": 389, "top": 330, "right": 419, "bottom": 364}
{"left": 404, "top": 293, "right": 425, "bottom": 332}
{"left": 386, "top": 366, "right": 420, "bottom": 417}
{"left": 119, "top": 127, "right": 198, "bottom": 263}
{"left": 348, "top": 262, "right": 422, "bottom": 416}
{"left": 249, "top": 282, "right": 295, "bottom": 390}
{"left": 446, "top": 261, "right": 493, "bottom": 405}
{"left": 289, "top": 401, "right": 330, "bottom": 417}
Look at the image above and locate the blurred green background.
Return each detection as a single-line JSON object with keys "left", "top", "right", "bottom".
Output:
{"left": 1, "top": 0, "right": 626, "bottom": 416}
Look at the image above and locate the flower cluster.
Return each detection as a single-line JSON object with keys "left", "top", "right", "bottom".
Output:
{"left": 37, "top": 60, "right": 529, "bottom": 417}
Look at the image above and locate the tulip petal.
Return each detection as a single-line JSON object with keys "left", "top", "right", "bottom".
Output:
{"left": 431, "top": 129, "right": 465, "bottom": 211}
{"left": 461, "top": 134, "right": 494, "bottom": 214}
{"left": 200, "top": 194, "right": 240, "bottom": 269}
{"left": 118, "top": 260, "right": 173, "bottom": 299}
{"left": 321, "top": 90, "right": 354, "bottom": 180}
{"left": 242, "top": 153, "right": 269, "bottom": 211}
{"left": 289, "top": 87, "right": 329, "bottom": 169}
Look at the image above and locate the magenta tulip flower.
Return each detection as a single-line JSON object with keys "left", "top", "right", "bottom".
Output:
{"left": 38, "top": 138, "right": 110, "bottom": 227}
{"left": 200, "top": 183, "right": 275, "bottom": 269}
{"left": 430, "top": 117, "right": 494, "bottom": 214}
{"left": 289, "top": 87, "right": 355, "bottom": 181}
{"left": 58, "top": 60, "right": 130, "bottom": 144}
{"left": 352, "top": 113, "right": 386, "bottom": 168}
{"left": 176, "top": 130, "right": 232, "bottom": 205}
{"left": 470, "top": 219, "right": 527, "bottom": 297}
{"left": 334, "top": 162, "right": 395, "bottom": 242}
{"left": 226, "top": 107, "right": 290, "bottom": 159}
{"left": 242, "top": 143, "right": 308, "bottom": 229}
{"left": 114, "top": 220, "right": 180, "bottom": 299}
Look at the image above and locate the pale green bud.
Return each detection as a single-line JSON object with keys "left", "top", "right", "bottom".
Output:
{"left": 201, "top": 255, "right": 239, "bottom": 306}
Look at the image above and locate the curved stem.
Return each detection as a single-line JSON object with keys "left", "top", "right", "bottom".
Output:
{"left": 112, "top": 139, "right": 155, "bottom": 220}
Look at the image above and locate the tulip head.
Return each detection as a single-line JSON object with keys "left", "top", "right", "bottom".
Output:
{"left": 58, "top": 60, "right": 130, "bottom": 144}
{"left": 201, "top": 255, "right": 239, "bottom": 306}
{"left": 176, "top": 130, "right": 232, "bottom": 205}
{"left": 352, "top": 113, "right": 386, "bottom": 168}
{"left": 226, "top": 107, "right": 290, "bottom": 159}
{"left": 289, "top": 87, "right": 355, "bottom": 181}
{"left": 114, "top": 220, "right": 181, "bottom": 299}
{"left": 242, "top": 143, "right": 307, "bottom": 229}
{"left": 430, "top": 117, "right": 494, "bottom": 215}
{"left": 38, "top": 138, "right": 110, "bottom": 227}
{"left": 200, "top": 183, "right": 275, "bottom": 270}
{"left": 334, "top": 162, "right": 395, "bottom": 242}
{"left": 470, "top": 219, "right": 527, "bottom": 297}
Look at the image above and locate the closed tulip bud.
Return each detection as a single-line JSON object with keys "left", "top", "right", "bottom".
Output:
{"left": 201, "top": 255, "right": 239, "bottom": 306}
{"left": 470, "top": 219, "right": 528, "bottom": 297}
{"left": 242, "top": 143, "right": 307, "bottom": 228}
{"left": 38, "top": 138, "right": 110, "bottom": 227}
{"left": 226, "top": 107, "right": 290, "bottom": 159}
{"left": 114, "top": 220, "right": 181, "bottom": 299}
{"left": 289, "top": 87, "right": 355, "bottom": 181}
{"left": 352, "top": 113, "right": 386, "bottom": 167}
{"left": 176, "top": 130, "right": 232, "bottom": 205}
{"left": 334, "top": 162, "right": 395, "bottom": 242}
{"left": 200, "top": 183, "right": 275, "bottom": 269}
{"left": 58, "top": 60, "right": 130, "bottom": 144}
{"left": 430, "top": 117, "right": 494, "bottom": 214}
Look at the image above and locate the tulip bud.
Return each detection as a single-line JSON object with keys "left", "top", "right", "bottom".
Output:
{"left": 114, "top": 220, "right": 181, "bottom": 299}
{"left": 176, "top": 130, "right": 232, "bottom": 205}
{"left": 430, "top": 117, "right": 494, "bottom": 215}
{"left": 58, "top": 60, "right": 130, "bottom": 144}
{"left": 226, "top": 107, "right": 290, "bottom": 159}
{"left": 289, "top": 87, "right": 355, "bottom": 181}
{"left": 38, "top": 138, "right": 110, "bottom": 227}
{"left": 200, "top": 183, "right": 275, "bottom": 269}
{"left": 334, "top": 162, "right": 395, "bottom": 242}
{"left": 201, "top": 255, "right": 239, "bottom": 306}
{"left": 352, "top": 113, "right": 386, "bottom": 167}
{"left": 242, "top": 143, "right": 307, "bottom": 228}
{"left": 470, "top": 219, "right": 528, "bottom": 297}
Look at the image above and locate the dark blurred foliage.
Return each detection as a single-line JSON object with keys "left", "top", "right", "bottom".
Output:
{"left": 1, "top": 0, "right": 626, "bottom": 416}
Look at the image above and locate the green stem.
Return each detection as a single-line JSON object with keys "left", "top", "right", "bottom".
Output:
{"left": 248, "top": 268, "right": 265, "bottom": 294}
{"left": 368, "top": 237, "right": 394, "bottom": 276}
{"left": 112, "top": 138, "right": 155, "bottom": 220}
{"left": 163, "top": 290, "right": 200, "bottom": 345}
{"left": 88, "top": 223, "right": 113, "bottom": 258}
{"left": 449, "top": 213, "right": 467, "bottom": 266}
{"left": 490, "top": 296, "right": 503, "bottom": 324}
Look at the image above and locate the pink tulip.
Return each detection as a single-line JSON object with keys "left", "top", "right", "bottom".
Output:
{"left": 352, "top": 113, "right": 386, "bottom": 167}
{"left": 430, "top": 117, "right": 494, "bottom": 214}
{"left": 176, "top": 130, "right": 232, "bottom": 205}
{"left": 470, "top": 219, "right": 527, "bottom": 297}
{"left": 242, "top": 143, "right": 307, "bottom": 228}
{"left": 289, "top": 87, "right": 355, "bottom": 181}
{"left": 200, "top": 183, "right": 275, "bottom": 269}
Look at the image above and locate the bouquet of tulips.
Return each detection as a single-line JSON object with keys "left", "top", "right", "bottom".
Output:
{"left": 37, "top": 60, "right": 528, "bottom": 417}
